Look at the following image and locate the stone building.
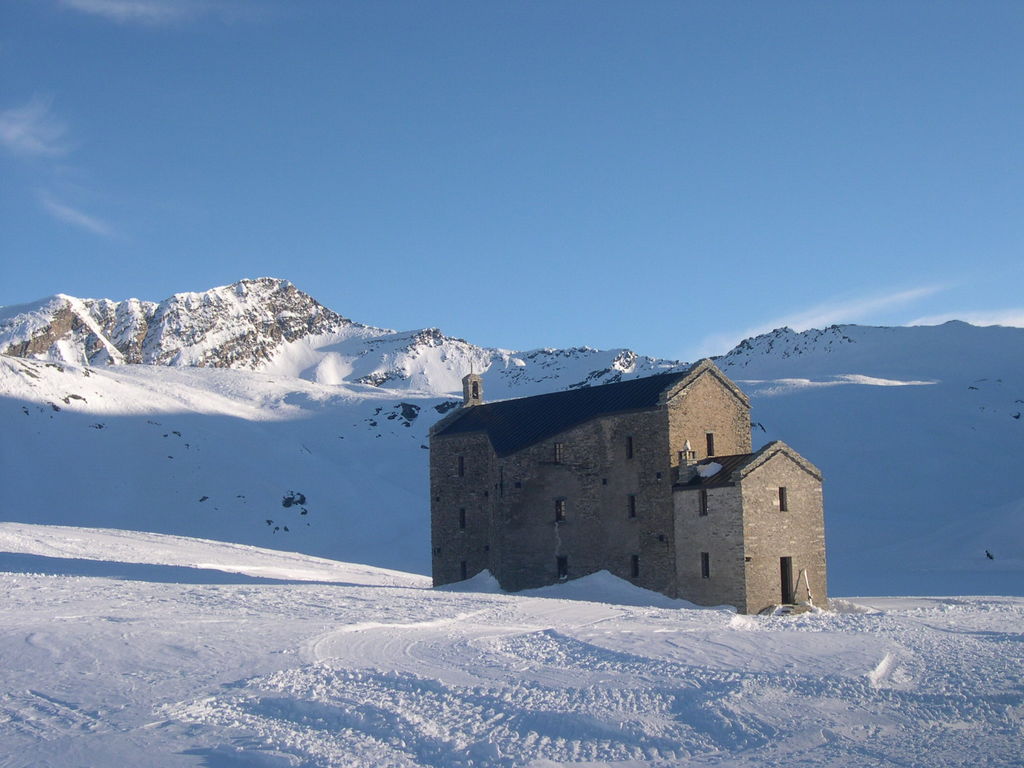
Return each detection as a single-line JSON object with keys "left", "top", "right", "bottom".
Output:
{"left": 429, "top": 359, "right": 826, "bottom": 613}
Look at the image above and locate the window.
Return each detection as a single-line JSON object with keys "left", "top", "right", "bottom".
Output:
{"left": 626, "top": 436, "right": 634, "bottom": 459}
{"left": 627, "top": 494, "right": 637, "bottom": 518}
{"left": 701, "top": 552, "right": 710, "bottom": 579}
{"left": 631, "top": 554, "right": 640, "bottom": 579}
{"left": 705, "top": 432, "right": 715, "bottom": 457}
{"left": 778, "top": 486, "right": 789, "bottom": 512}
{"left": 699, "top": 488, "right": 708, "bottom": 517}
{"left": 554, "top": 498, "right": 566, "bottom": 522}
{"left": 556, "top": 555, "right": 568, "bottom": 579}
{"left": 471, "top": 381, "right": 479, "bottom": 400}
{"left": 514, "top": 481, "right": 522, "bottom": 489}
{"left": 457, "top": 456, "right": 465, "bottom": 477}
{"left": 553, "top": 442, "right": 565, "bottom": 463}
{"left": 458, "top": 508, "right": 466, "bottom": 530}
{"left": 460, "top": 560, "right": 468, "bottom": 580}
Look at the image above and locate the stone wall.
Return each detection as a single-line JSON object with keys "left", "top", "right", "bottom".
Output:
{"left": 673, "top": 485, "right": 749, "bottom": 610}
{"left": 740, "top": 451, "right": 827, "bottom": 614}
{"left": 429, "top": 431, "right": 496, "bottom": 585}
{"left": 488, "top": 407, "right": 676, "bottom": 594}
{"left": 666, "top": 370, "right": 751, "bottom": 469}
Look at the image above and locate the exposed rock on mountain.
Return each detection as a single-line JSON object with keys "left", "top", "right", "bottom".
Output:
{"left": 0, "top": 278, "right": 364, "bottom": 369}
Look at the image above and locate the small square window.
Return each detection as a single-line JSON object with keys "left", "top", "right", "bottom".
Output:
{"left": 778, "top": 486, "right": 789, "bottom": 512}
{"left": 554, "top": 498, "right": 566, "bottom": 522}
{"left": 701, "top": 552, "right": 710, "bottom": 579}
{"left": 514, "top": 481, "right": 522, "bottom": 489}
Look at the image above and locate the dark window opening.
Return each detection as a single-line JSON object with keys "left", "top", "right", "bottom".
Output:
{"left": 554, "top": 498, "right": 566, "bottom": 522}
{"left": 483, "top": 544, "right": 490, "bottom": 552}
{"left": 514, "top": 481, "right": 522, "bottom": 489}
{"left": 499, "top": 467, "right": 504, "bottom": 498}
{"left": 432, "top": 547, "right": 441, "bottom": 556}
{"left": 628, "top": 494, "right": 637, "bottom": 518}
{"left": 460, "top": 560, "right": 468, "bottom": 580}
{"left": 458, "top": 508, "right": 466, "bottom": 529}
{"left": 631, "top": 554, "right": 640, "bottom": 579}
{"left": 471, "top": 381, "right": 479, "bottom": 400}
{"left": 626, "top": 436, "right": 634, "bottom": 459}
{"left": 602, "top": 478, "right": 608, "bottom": 486}
{"left": 781, "top": 557, "right": 794, "bottom": 603}
{"left": 699, "top": 488, "right": 709, "bottom": 517}
{"left": 701, "top": 552, "right": 710, "bottom": 579}
{"left": 705, "top": 432, "right": 715, "bottom": 457}
{"left": 553, "top": 442, "right": 564, "bottom": 463}
{"left": 656, "top": 472, "right": 662, "bottom": 480}
{"left": 457, "top": 456, "right": 465, "bottom": 477}
{"left": 778, "top": 486, "right": 788, "bottom": 512}
{"left": 556, "top": 555, "right": 568, "bottom": 580}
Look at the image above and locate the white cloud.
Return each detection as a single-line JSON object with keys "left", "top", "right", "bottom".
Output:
{"left": 907, "top": 310, "right": 1024, "bottom": 329}
{"left": 59, "top": 0, "right": 195, "bottom": 24}
{"left": 691, "top": 285, "right": 946, "bottom": 358}
{"left": 0, "top": 97, "right": 68, "bottom": 157}
{"left": 39, "top": 193, "right": 115, "bottom": 237}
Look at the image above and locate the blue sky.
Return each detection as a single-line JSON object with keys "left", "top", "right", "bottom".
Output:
{"left": 2, "top": 1, "right": 1022, "bottom": 361}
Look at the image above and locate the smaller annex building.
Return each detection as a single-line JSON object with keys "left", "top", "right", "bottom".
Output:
{"left": 429, "top": 359, "right": 826, "bottom": 614}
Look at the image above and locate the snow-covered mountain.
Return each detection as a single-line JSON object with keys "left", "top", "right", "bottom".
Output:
{"left": 1, "top": 280, "right": 1021, "bottom": 597}
{"left": 0, "top": 278, "right": 681, "bottom": 395}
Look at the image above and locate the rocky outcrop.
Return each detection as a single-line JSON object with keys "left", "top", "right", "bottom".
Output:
{"left": 0, "top": 278, "right": 360, "bottom": 369}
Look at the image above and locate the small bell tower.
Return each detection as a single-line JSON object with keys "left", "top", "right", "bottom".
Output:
{"left": 462, "top": 371, "right": 483, "bottom": 407}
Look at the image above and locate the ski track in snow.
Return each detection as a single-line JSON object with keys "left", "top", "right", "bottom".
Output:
{"left": 1, "top": 527, "right": 1021, "bottom": 767}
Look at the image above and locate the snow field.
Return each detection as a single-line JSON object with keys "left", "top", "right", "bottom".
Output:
{"left": 1, "top": 528, "right": 1021, "bottom": 767}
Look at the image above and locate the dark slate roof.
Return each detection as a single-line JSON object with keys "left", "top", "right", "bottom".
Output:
{"left": 675, "top": 453, "right": 755, "bottom": 489}
{"left": 434, "top": 369, "right": 691, "bottom": 457}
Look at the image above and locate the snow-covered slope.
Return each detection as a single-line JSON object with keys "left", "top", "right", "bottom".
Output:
{"left": 1, "top": 525, "right": 1021, "bottom": 767}
{"left": 1, "top": 281, "right": 1022, "bottom": 596}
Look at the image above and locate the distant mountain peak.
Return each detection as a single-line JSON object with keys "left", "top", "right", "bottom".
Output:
{"left": 0, "top": 277, "right": 362, "bottom": 369}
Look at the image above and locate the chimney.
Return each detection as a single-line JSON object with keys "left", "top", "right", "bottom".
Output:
{"left": 462, "top": 372, "right": 483, "bottom": 407}
{"left": 677, "top": 440, "right": 698, "bottom": 482}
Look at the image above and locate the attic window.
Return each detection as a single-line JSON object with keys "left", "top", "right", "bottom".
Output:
{"left": 554, "top": 498, "right": 566, "bottom": 522}
{"left": 626, "top": 436, "right": 634, "bottom": 459}
{"left": 553, "top": 442, "right": 565, "bottom": 463}
{"left": 778, "top": 486, "right": 789, "bottom": 512}
{"left": 705, "top": 432, "right": 715, "bottom": 457}
{"left": 699, "top": 489, "right": 708, "bottom": 517}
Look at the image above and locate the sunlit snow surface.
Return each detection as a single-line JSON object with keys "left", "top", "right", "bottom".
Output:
{"left": 1, "top": 526, "right": 1021, "bottom": 767}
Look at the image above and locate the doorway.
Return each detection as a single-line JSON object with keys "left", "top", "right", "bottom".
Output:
{"left": 780, "top": 557, "right": 794, "bottom": 604}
